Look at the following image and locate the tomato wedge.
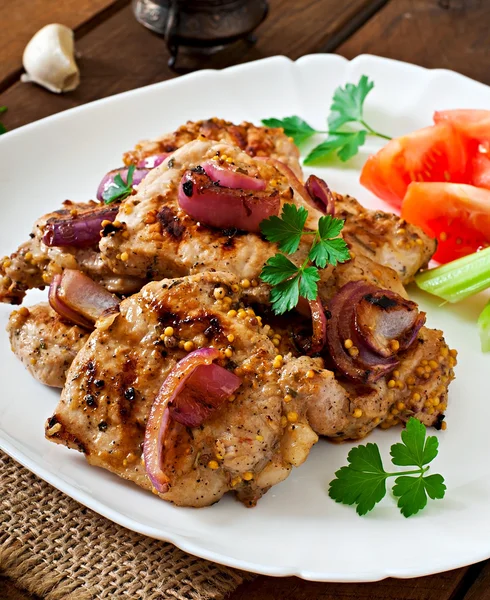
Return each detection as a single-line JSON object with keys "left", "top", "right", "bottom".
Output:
{"left": 360, "top": 123, "right": 468, "bottom": 209}
{"left": 434, "top": 109, "right": 490, "bottom": 190}
{"left": 401, "top": 182, "right": 490, "bottom": 263}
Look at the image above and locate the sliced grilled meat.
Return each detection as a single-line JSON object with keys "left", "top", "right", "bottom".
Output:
{"left": 45, "top": 271, "right": 319, "bottom": 507}
{"left": 0, "top": 201, "right": 144, "bottom": 304}
{"left": 336, "top": 194, "right": 436, "bottom": 284}
{"left": 7, "top": 303, "right": 89, "bottom": 387}
{"left": 123, "top": 117, "right": 302, "bottom": 178}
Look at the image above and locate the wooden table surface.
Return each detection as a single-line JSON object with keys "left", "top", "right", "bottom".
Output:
{"left": 1, "top": 0, "right": 489, "bottom": 598}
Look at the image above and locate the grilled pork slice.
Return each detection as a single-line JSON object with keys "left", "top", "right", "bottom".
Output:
{"left": 336, "top": 194, "right": 436, "bottom": 284}
{"left": 123, "top": 117, "right": 303, "bottom": 178}
{"left": 7, "top": 303, "right": 89, "bottom": 387}
{"left": 0, "top": 201, "right": 145, "bottom": 304}
{"left": 45, "top": 271, "right": 319, "bottom": 507}
{"left": 101, "top": 139, "right": 407, "bottom": 304}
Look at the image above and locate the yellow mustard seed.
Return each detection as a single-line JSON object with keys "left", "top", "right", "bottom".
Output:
{"left": 251, "top": 279, "right": 259, "bottom": 287}
{"left": 240, "top": 279, "right": 251, "bottom": 289}
{"left": 184, "top": 341, "right": 195, "bottom": 352}
{"left": 390, "top": 340, "right": 400, "bottom": 352}
{"left": 352, "top": 408, "right": 363, "bottom": 419}
{"left": 19, "top": 306, "right": 30, "bottom": 317}
{"left": 227, "top": 309, "right": 237, "bottom": 318}
{"left": 228, "top": 394, "right": 236, "bottom": 402}
{"left": 287, "top": 411, "right": 298, "bottom": 423}
{"left": 208, "top": 460, "right": 219, "bottom": 470}
{"left": 120, "top": 251, "right": 129, "bottom": 262}
{"left": 397, "top": 402, "right": 406, "bottom": 411}
{"left": 231, "top": 284, "right": 240, "bottom": 293}
{"left": 164, "top": 326, "right": 174, "bottom": 337}
{"left": 255, "top": 435, "right": 264, "bottom": 442}
{"left": 227, "top": 334, "right": 235, "bottom": 343}
{"left": 280, "top": 416, "right": 288, "bottom": 427}
{"left": 246, "top": 308, "right": 255, "bottom": 317}
{"left": 225, "top": 347, "right": 233, "bottom": 358}
{"left": 391, "top": 408, "right": 399, "bottom": 416}
{"left": 388, "top": 379, "right": 396, "bottom": 389}
{"left": 441, "top": 421, "right": 447, "bottom": 431}
{"left": 344, "top": 339, "right": 353, "bottom": 349}
{"left": 24, "top": 252, "right": 33, "bottom": 261}
{"left": 214, "top": 287, "right": 225, "bottom": 299}
{"left": 243, "top": 471, "right": 254, "bottom": 481}
{"left": 272, "top": 338, "right": 280, "bottom": 347}
{"left": 284, "top": 394, "right": 292, "bottom": 403}
{"left": 231, "top": 476, "right": 242, "bottom": 487}
{"left": 306, "top": 370, "right": 315, "bottom": 379}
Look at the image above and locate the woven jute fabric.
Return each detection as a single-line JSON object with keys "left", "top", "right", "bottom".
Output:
{"left": 0, "top": 451, "right": 252, "bottom": 600}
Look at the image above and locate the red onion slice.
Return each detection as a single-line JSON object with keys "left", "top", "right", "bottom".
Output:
{"left": 144, "top": 348, "right": 241, "bottom": 492}
{"left": 305, "top": 175, "right": 335, "bottom": 216}
{"left": 308, "top": 298, "right": 328, "bottom": 354}
{"left": 48, "top": 274, "right": 93, "bottom": 329}
{"left": 178, "top": 169, "right": 280, "bottom": 233}
{"left": 49, "top": 269, "right": 119, "bottom": 328}
{"left": 43, "top": 205, "right": 119, "bottom": 248}
{"left": 136, "top": 153, "right": 172, "bottom": 169}
{"left": 326, "top": 281, "right": 400, "bottom": 383}
{"left": 169, "top": 363, "right": 241, "bottom": 427}
{"left": 356, "top": 291, "right": 426, "bottom": 357}
{"left": 96, "top": 167, "right": 150, "bottom": 201}
{"left": 202, "top": 160, "right": 266, "bottom": 191}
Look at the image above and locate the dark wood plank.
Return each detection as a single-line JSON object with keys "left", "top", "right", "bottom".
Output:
{"left": 0, "top": 0, "right": 382, "bottom": 131}
{"left": 463, "top": 561, "right": 490, "bottom": 600}
{"left": 0, "top": 0, "right": 122, "bottom": 89}
{"left": 227, "top": 567, "right": 473, "bottom": 600}
{"left": 337, "top": 0, "right": 490, "bottom": 85}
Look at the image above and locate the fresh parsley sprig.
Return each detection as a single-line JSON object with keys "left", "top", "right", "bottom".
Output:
{"left": 259, "top": 204, "right": 350, "bottom": 314}
{"left": 0, "top": 106, "right": 8, "bottom": 135}
{"left": 102, "top": 165, "right": 136, "bottom": 204}
{"left": 262, "top": 75, "right": 391, "bottom": 165}
{"left": 329, "top": 418, "right": 446, "bottom": 518}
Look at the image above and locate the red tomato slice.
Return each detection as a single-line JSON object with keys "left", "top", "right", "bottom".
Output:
{"left": 434, "top": 109, "right": 490, "bottom": 141}
{"left": 434, "top": 109, "right": 490, "bottom": 190}
{"left": 401, "top": 182, "right": 490, "bottom": 263}
{"left": 360, "top": 123, "right": 468, "bottom": 209}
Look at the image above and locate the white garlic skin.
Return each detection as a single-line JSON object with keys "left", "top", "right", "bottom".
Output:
{"left": 21, "top": 24, "right": 80, "bottom": 94}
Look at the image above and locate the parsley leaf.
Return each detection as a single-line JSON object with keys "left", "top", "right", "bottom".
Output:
{"left": 261, "top": 116, "right": 318, "bottom": 146}
{"left": 260, "top": 204, "right": 308, "bottom": 254}
{"left": 309, "top": 216, "right": 350, "bottom": 268}
{"left": 390, "top": 417, "right": 439, "bottom": 468}
{"left": 261, "top": 254, "right": 319, "bottom": 315}
{"left": 260, "top": 254, "right": 299, "bottom": 286}
{"left": 102, "top": 165, "right": 136, "bottom": 204}
{"left": 328, "top": 417, "right": 446, "bottom": 518}
{"left": 259, "top": 204, "right": 349, "bottom": 314}
{"left": 328, "top": 75, "right": 374, "bottom": 132}
{"left": 304, "top": 131, "right": 367, "bottom": 164}
{"left": 329, "top": 443, "right": 388, "bottom": 516}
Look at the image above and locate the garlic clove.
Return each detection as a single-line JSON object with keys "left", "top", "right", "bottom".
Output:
{"left": 21, "top": 24, "right": 80, "bottom": 94}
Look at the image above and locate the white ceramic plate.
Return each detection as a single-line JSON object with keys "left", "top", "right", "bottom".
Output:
{"left": 1, "top": 54, "right": 490, "bottom": 582}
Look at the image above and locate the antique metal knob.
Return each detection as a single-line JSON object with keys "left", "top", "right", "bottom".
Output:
{"left": 132, "top": 0, "right": 269, "bottom": 70}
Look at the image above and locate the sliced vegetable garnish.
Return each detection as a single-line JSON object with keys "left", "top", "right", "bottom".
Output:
{"left": 415, "top": 246, "right": 490, "bottom": 303}
{"left": 478, "top": 301, "right": 490, "bottom": 353}
{"left": 401, "top": 182, "right": 490, "bottom": 263}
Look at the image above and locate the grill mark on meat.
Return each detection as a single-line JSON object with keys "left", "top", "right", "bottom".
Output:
{"left": 364, "top": 293, "right": 399, "bottom": 310}
{"left": 157, "top": 206, "right": 185, "bottom": 240}
{"left": 228, "top": 125, "right": 248, "bottom": 150}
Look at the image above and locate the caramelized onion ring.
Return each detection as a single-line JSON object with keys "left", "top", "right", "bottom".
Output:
{"left": 144, "top": 348, "right": 241, "bottom": 493}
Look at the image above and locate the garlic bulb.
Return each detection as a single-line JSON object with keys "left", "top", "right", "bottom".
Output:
{"left": 21, "top": 24, "right": 80, "bottom": 94}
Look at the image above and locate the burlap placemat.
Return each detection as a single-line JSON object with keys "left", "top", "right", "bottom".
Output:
{"left": 0, "top": 451, "right": 253, "bottom": 600}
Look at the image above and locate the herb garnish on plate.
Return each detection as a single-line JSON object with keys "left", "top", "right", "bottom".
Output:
{"left": 329, "top": 418, "right": 446, "bottom": 517}
{"left": 262, "top": 75, "right": 391, "bottom": 164}
{"left": 259, "top": 204, "right": 350, "bottom": 314}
